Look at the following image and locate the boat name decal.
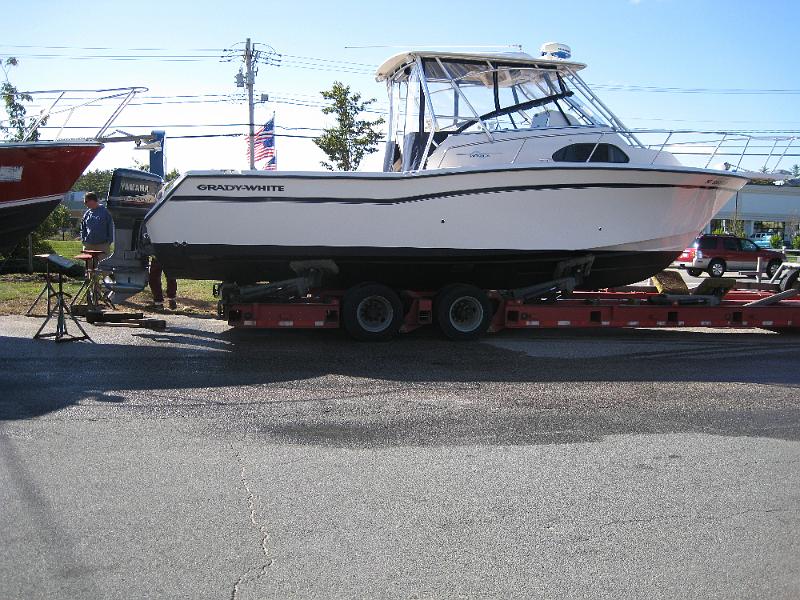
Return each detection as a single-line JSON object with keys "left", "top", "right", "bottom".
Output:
{"left": 0, "top": 166, "right": 23, "bottom": 182}
{"left": 197, "top": 184, "right": 284, "bottom": 192}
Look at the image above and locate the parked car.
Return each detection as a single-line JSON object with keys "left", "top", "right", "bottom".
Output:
{"left": 750, "top": 232, "right": 777, "bottom": 249}
{"left": 675, "top": 234, "right": 785, "bottom": 277}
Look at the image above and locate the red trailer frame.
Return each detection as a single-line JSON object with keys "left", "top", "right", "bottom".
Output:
{"left": 225, "top": 286, "right": 800, "bottom": 336}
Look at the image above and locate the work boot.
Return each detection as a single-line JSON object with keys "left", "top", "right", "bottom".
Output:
{"left": 168, "top": 298, "right": 177, "bottom": 310}
{"left": 151, "top": 301, "right": 164, "bottom": 310}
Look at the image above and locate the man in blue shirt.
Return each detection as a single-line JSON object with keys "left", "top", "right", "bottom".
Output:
{"left": 80, "top": 191, "right": 114, "bottom": 260}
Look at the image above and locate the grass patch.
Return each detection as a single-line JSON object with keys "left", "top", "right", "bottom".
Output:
{"left": 47, "top": 240, "right": 83, "bottom": 258}
{"left": 0, "top": 274, "right": 219, "bottom": 317}
{"left": 0, "top": 274, "right": 84, "bottom": 316}
{"left": 0, "top": 239, "right": 220, "bottom": 317}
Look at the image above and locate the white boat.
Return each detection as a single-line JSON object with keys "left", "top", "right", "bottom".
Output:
{"left": 141, "top": 43, "right": 749, "bottom": 290}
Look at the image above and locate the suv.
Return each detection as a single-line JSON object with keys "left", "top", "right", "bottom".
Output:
{"left": 676, "top": 234, "right": 784, "bottom": 277}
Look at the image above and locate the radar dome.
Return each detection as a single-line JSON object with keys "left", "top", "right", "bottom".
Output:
{"left": 540, "top": 42, "right": 571, "bottom": 60}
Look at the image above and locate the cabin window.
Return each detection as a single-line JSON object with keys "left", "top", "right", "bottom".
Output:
{"left": 552, "top": 143, "right": 629, "bottom": 163}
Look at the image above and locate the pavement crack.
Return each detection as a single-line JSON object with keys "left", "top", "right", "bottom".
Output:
{"left": 230, "top": 445, "right": 272, "bottom": 600}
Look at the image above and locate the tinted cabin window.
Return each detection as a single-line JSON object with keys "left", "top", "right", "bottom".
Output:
{"left": 723, "top": 238, "right": 739, "bottom": 251}
{"left": 740, "top": 239, "right": 758, "bottom": 251}
{"left": 552, "top": 143, "right": 630, "bottom": 163}
{"left": 698, "top": 238, "right": 717, "bottom": 250}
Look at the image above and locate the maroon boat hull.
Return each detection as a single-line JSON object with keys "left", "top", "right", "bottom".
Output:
{"left": 0, "top": 142, "right": 103, "bottom": 253}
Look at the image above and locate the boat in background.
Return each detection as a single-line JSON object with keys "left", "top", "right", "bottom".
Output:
{"left": 0, "top": 87, "right": 146, "bottom": 254}
{"left": 0, "top": 141, "right": 103, "bottom": 253}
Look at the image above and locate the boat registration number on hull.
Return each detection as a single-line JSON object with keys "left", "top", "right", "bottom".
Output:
{"left": 0, "top": 166, "right": 23, "bottom": 182}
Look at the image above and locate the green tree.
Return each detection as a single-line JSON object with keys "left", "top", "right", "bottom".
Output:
{"left": 134, "top": 159, "right": 180, "bottom": 184}
{"left": 72, "top": 169, "right": 114, "bottom": 198}
{"left": 313, "top": 81, "right": 384, "bottom": 171}
{"left": 48, "top": 204, "right": 73, "bottom": 240}
{"left": 1, "top": 57, "right": 45, "bottom": 141}
{"left": 792, "top": 164, "right": 800, "bottom": 178}
{"left": 712, "top": 220, "right": 745, "bottom": 237}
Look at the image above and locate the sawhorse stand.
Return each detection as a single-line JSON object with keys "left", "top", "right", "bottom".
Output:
{"left": 70, "top": 250, "right": 115, "bottom": 314}
{"left": 26, "top": 254, "right": 62, "bottom": 318}
{"left": 29, "top": 254, "right": 90, "bottom": 343}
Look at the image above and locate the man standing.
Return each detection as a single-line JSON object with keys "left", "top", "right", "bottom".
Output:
{"left": 148, "top": 256, "right": 178, "bottom": 310}
{"left": 80, "top": 191, "right": 114, "bottom": 260}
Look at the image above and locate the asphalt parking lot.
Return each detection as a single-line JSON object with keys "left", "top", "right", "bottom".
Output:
{"left": 1, "top": 305, "right": 799, "bottom": 599}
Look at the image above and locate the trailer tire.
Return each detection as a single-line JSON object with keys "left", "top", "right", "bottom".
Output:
{"left": 779, "top": 269, "right": 800, "bottom": 292}
{"left": 707, "top": 259, "right": 726, "bottom": 277}
{"left": 342, "top": 283, "right": 403, "bottom": 342}
{"left": 687, "top": 268, "right": 703, "bottom": 277}
{"left": 767, "top": 259, "right": 782, "bottom": 279}
{"left": 435, "top": 284, "right": 493, "bottom": 341}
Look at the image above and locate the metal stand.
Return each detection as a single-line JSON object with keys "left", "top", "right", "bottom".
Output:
{"left": 70, "top": 250, "right": 115, "bottom": 313}
{"left": 26, "top": 256, "right": 60, "bottom": 317}
{"left": 33, "top": 269, "right": 90, "bottom": 343}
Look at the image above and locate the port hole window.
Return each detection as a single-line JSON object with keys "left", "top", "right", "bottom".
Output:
{"left": 552, "top": 143, "right": 629, "bottom": 163}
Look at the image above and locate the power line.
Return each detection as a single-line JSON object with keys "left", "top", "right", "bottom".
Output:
{"left": 591, "top": 83, "right": 800, "bottom": 96}
{"left": 5, "top": 44, "right": 800, "bottom": 96}
{"left": 0, "top": 44, "right": 225, "bottom": 51}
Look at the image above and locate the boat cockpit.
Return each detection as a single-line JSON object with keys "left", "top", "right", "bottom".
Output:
{"left": 376, "top": 45, "right": 646, "bottom": 172}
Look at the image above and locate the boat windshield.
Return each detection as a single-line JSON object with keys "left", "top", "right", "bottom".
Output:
{"left": 419, "top": 57, "right": 608, "bottom": 133}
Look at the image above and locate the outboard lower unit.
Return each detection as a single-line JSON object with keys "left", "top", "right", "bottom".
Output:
{"left": 101, "top": 168, "right": 163, "bottom": 302}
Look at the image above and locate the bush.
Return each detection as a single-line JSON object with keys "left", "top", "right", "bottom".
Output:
{"left": 770, "top": 233, "right": 784, "bottom": 249}
{"left": 1, "top": 231, "right": 54, "bottom": 260}
{"left": 793, "top": 235, "right": 800, "bottom": 250}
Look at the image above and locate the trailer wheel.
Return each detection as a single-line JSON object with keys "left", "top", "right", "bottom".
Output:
{"left": 766, "top": 259, "right": 782, "bottom": 279}
{"left": 687, "top": 268, "right": 703, "bottom": 277}
{"left": 435, "top": 284, "right": 493, "bottom": 341}
{"left": 780, "top": 269, "right": 800, "bottom": 292}
{"left": 342, "top": 283, "right": 403, "bottom": 342}
{"left": 707, "top": 259, "right": 726, "bottom": 277}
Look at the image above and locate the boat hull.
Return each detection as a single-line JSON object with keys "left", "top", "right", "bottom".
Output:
{"left": 0, "top": 142, "right": 103, "bottom": 253}
{"left": 144, "top": 165, "right": 749, "bottom": 289}
{"left": 153, "top": 243, "right": 678, "bottom": 290}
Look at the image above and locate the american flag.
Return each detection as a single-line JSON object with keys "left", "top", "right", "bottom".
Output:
{"left": 247, "top": 114, "right": 277, "bottom": 170}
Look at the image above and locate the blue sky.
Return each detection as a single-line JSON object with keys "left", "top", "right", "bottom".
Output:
{"left": 2, "top": 0, "right": 799, "bottom": 173}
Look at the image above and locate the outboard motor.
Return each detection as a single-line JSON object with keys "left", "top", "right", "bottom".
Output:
{"left": 101, "top": 168, "right": 163, "bottom": 302}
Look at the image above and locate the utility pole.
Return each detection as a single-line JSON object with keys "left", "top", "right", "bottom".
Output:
{"left": 245, "top": 38, "right": 256, "bottom": 170}
{"left": 230, "top": 39, "right": 279, "bottom": 169}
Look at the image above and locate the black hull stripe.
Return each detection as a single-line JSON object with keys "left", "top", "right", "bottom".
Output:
{"left": 168, "top": 182, "right": 739, "bottom": 207}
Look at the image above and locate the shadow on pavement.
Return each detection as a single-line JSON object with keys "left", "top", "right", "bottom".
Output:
{"left": 1, "top": 317, "right": 799, "bottom": 446}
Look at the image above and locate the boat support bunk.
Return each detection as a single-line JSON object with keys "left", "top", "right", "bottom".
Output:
{"left": 215, "top": 258, "right": 800, "bottom": 341}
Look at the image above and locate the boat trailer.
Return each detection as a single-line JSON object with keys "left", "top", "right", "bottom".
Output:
{"left": 216, "top": 263, "right": 800, "bottom": 341}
